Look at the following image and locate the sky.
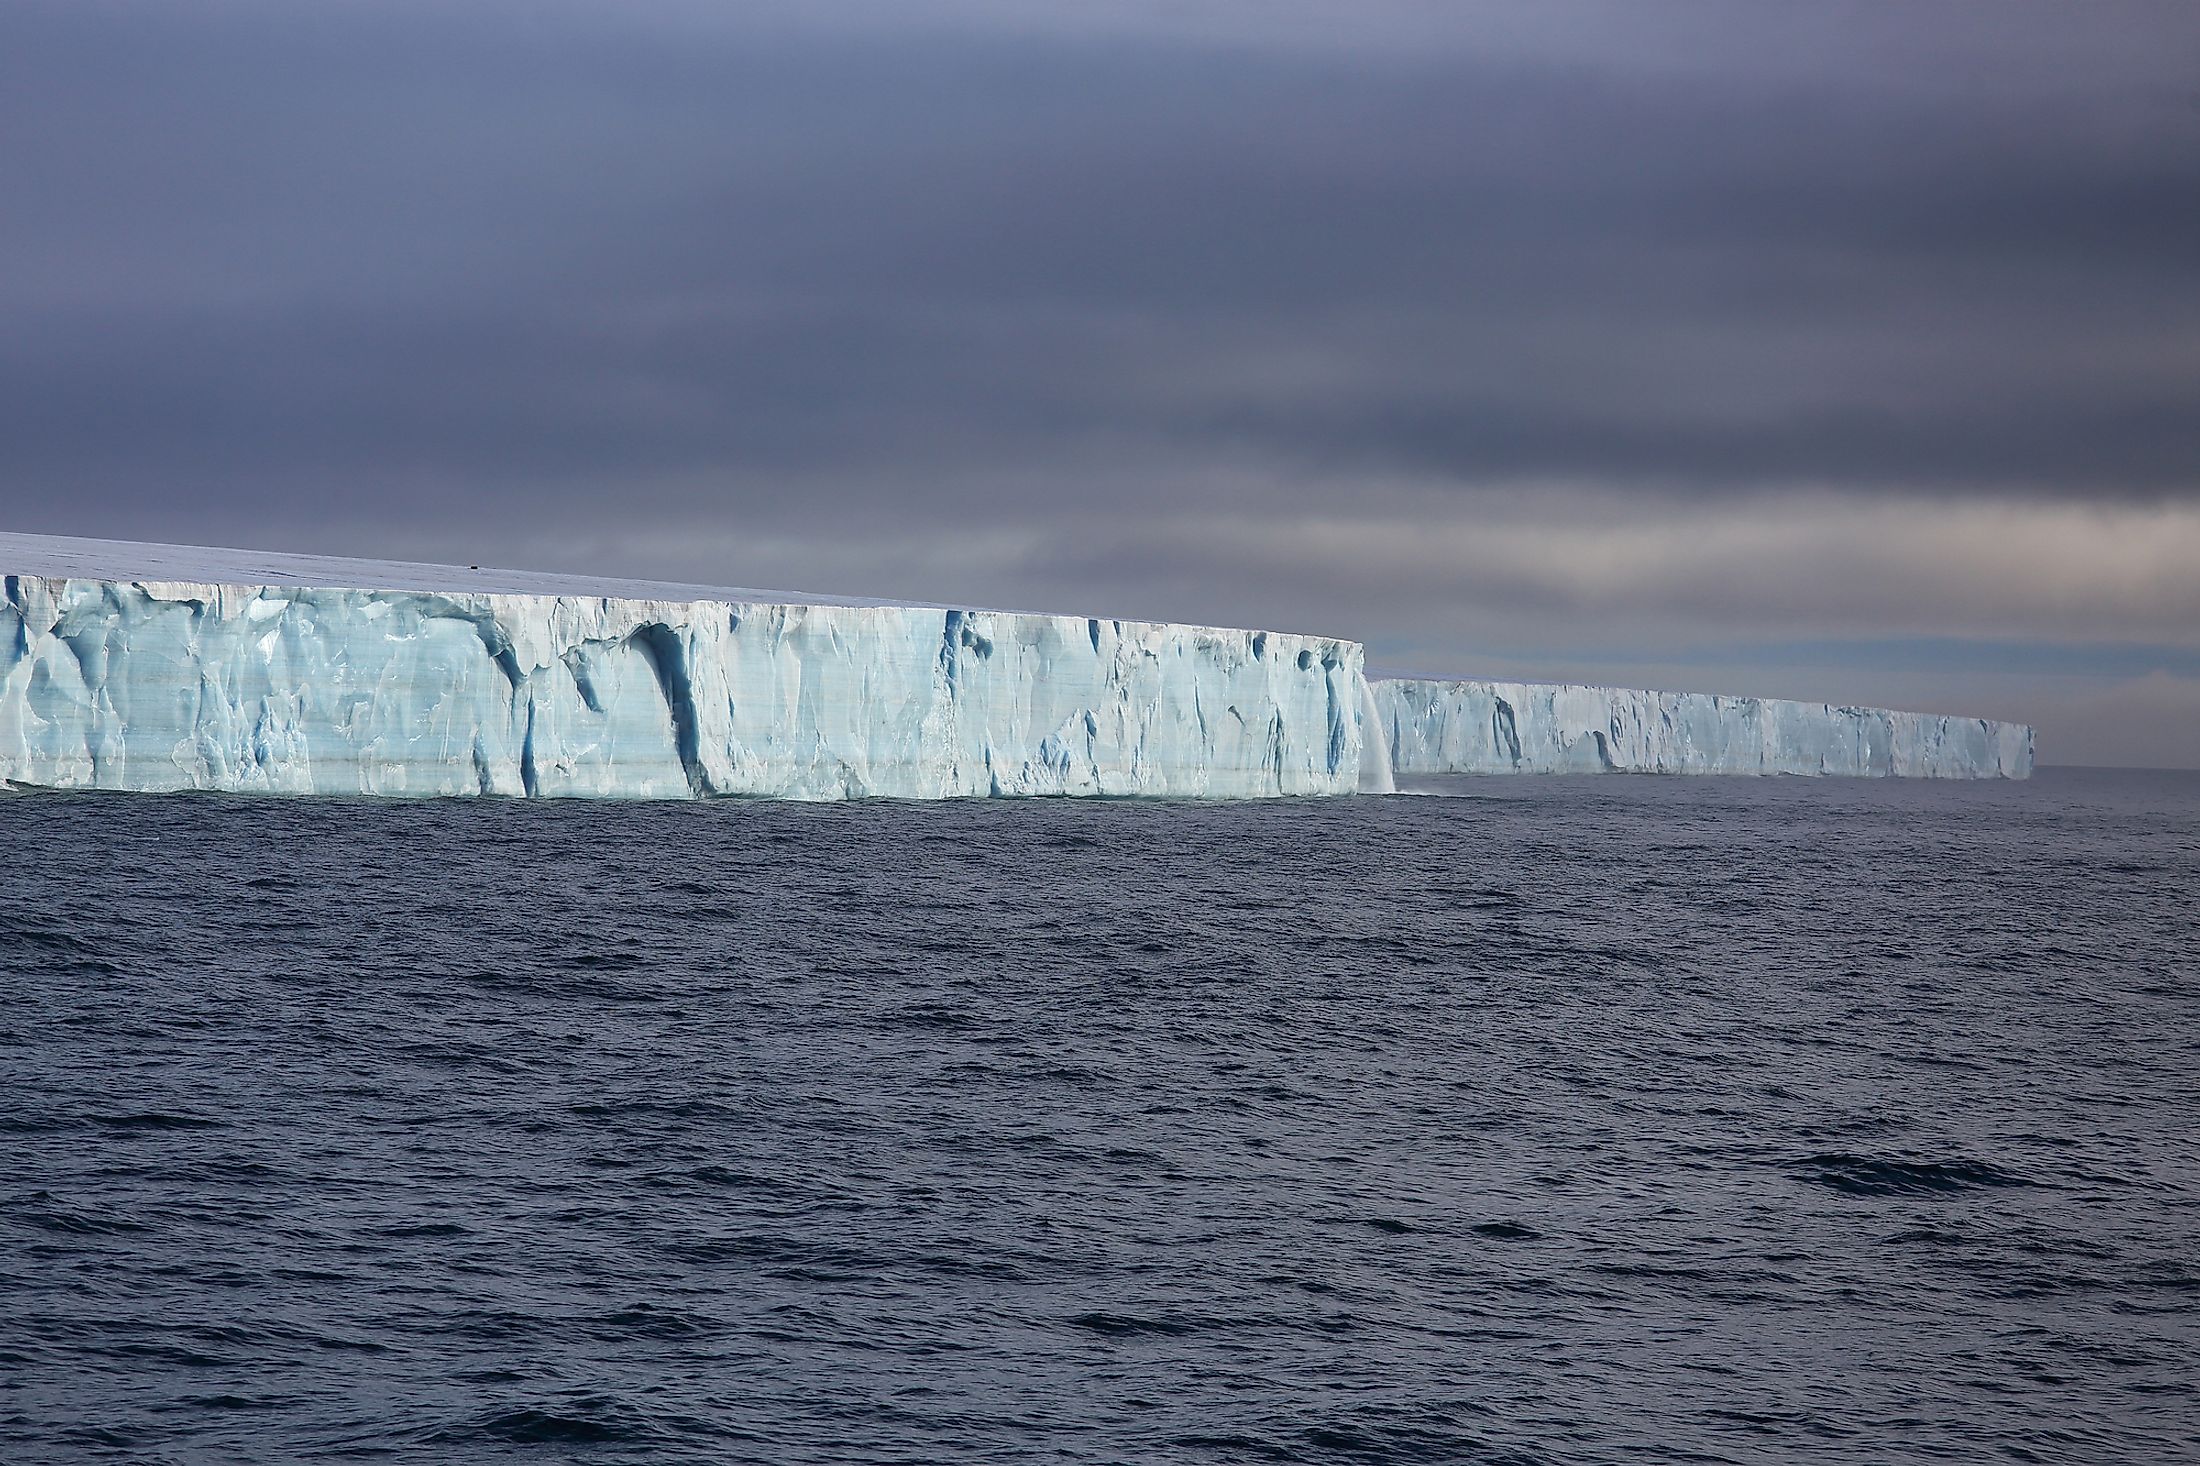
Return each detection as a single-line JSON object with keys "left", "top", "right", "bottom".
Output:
{"left": 3, "top": 1, "right": 2196, "bottom": 767}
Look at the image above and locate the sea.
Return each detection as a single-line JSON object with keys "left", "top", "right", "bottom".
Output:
{"left": 3, "top": 768, "right": 2196, "bottom": 1464}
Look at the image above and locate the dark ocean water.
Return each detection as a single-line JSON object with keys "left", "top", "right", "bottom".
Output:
{"left": 3, "top": 768, "right": 2197, "bottom": 1465}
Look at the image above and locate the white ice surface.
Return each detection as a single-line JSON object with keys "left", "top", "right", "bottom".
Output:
{"left": 0, "top": 531, "right": 909, "bottom": 610}
{"left": 1375, "top": 678, "right": 2033, "bottom": 780}
{"left": 1, "top": 533, "right": 1368, "bottom": 800}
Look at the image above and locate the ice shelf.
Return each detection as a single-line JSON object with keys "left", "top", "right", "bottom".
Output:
{"left": 0, "top": 533, "right": 2036, "bottom": 800}
{"left": 1374, "top": 677, "right": 2033, "bottom": 780}
{"left": 0, "top": 533, "right": 1366, "bottom": 800}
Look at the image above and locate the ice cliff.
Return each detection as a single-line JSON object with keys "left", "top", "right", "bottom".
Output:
{"left": 1374, "top": 678, "right": 2033, "bottom": 780}
{"left": 0, "top": 534, "right": 1366, "bottom": 800}
{"left": 0, "top": 533, "right": 2036, "bottom": 800}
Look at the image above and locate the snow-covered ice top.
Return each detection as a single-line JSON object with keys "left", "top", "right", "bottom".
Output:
{"left": 0, "top": 530, "right": 916, "bottom": 613}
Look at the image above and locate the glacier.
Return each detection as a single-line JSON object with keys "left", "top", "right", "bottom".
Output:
{"left": 0, "top": 533, "right": 1367, "bottom": 800}
{"left": 0, "top": 532, "right": 2035, "bottom": 800}
{"left": 1374, "top": 677, "right": 2033, "bottom": 780}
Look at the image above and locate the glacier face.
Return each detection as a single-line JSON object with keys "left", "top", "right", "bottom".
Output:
{"left": 0, "top": 537, "right": 1367, "bottom": 801}
{"left": 1375, "top": 678, "right": 2034, "bottom": 780}
{"left": 0, "top": 534, "right": 2039, "bottom": 800}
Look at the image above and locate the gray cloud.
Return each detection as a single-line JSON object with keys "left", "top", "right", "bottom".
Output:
{"left": 2, "top": 0, "right": 2196, "bottom": 763}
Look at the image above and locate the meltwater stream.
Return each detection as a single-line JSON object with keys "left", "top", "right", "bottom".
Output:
{"left": 3, "top": 770, "right": 2196, "bottom": 1463}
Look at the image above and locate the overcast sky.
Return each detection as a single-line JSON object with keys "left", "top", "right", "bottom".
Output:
{"left": 4, "top": 0, "right": 2196, "bottom": 765}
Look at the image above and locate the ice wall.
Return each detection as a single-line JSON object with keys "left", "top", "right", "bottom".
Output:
{"left": 1375, "top": 678, "right": 2033, "bottom": 780}
{"left": 0, "top": 536, "right": 1367, "bottom": 800}
{"left": 1356, "top": 676, "right": 1396, "bottom": 794}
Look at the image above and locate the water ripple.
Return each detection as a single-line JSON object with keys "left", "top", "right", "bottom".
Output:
{"left": 2, "top": 768, "right": 2197, "bottom": 1463}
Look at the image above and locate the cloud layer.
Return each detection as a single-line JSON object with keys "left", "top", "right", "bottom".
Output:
{"left": 4, "top": 0, "right": 2195, "bottom": 764}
